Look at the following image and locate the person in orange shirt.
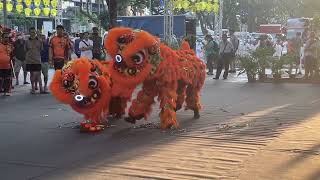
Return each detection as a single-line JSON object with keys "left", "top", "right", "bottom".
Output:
{"left": 0, "top": 32, "right": 14, "bottom": 96}
{"left": 49, "top": 25, "right": 71, "bottom": 70}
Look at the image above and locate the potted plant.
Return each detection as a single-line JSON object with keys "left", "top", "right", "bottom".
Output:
{"left": 281, "top": 54, "right": 297, "bottom": 79}
{"left": 238, "top": 55, "right": 259, "bottom": 83}
{"left": 252, "top": 47, "right": 275, "bottom": 81}
{"left": 271, "top": 57, "right": 284, "bottom": 81}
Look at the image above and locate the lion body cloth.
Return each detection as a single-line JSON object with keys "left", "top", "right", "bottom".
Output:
{"left": 50, "top": 27, "right": 206, "bottom": 132}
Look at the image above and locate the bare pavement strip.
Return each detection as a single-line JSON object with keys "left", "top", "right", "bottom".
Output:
{"left": 0, "top": 71, "right": 320, "bottom": 180}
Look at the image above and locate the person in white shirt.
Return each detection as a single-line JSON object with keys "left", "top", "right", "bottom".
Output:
{"left": 79, "top": 32, "right": 93, "bottom": 59}
{"left": 214, "top": 34, "right": 234, "bottom": 80}
{"left": 273, "top": 39, "right": 284, "bottom": 60}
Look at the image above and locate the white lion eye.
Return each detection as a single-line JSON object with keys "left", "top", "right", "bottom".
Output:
{"left": 88, "top": 77, "right": 98, "bottom": 89}
{"left": 75, "top": 95, "right": 84, "bottom": 102}
{"left": 115, "top": 54, "right": 122, "bottom": 63}
{"left": 132, "top": 52, "right": 144, "bottom": 65}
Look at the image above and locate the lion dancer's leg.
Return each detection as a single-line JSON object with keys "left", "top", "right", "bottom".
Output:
{"left": 185, "top": 85, "right": 201, "bottom": 119}
{"left": 0, "top": 76, "right": 4, "bottom": 93}
{"left": 175, "top": 80, "right": 187, "bottom": 112}
{"left": 125, "top": 80, "right": 158, "bottom": 124}
{"left": 159, "top": 83, "right": 179, "bottom": 129}
{"left": 109, "top": 97, "right": 129, "bottom": 119}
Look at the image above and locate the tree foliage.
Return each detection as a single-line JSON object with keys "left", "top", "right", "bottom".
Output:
{"left": 223, "top": 0, "right": 240, "bottom": 30}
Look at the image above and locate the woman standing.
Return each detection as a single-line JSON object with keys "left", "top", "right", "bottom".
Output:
{"left": 0, "top": 31, "right": 14, "bottom": 96}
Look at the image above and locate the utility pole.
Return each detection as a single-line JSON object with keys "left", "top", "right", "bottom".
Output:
{"left": 55, "top": 0, "right": 63, "bottom": 26}
{"left": 163, "top": 0, "right": 174, "bottom": 43}
{"left": 214, "top": 0, "right": 223, "bottom": 39}
{"left": 219, "top": 0, "right": 223, "bottom": 38}
{"left": 149, "top": 0, "right": 152, "bottom": 15}
{"left": 2, "top": 0, "right": 7, "bottom": 26}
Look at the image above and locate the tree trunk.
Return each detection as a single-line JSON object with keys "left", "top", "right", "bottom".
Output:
{"left": 107, "top": 0, "right": 117, "bottom": 29}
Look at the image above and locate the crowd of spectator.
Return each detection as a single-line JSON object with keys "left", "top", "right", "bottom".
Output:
{"left": 0, "top": 25, "right": 104, "bottom": 96}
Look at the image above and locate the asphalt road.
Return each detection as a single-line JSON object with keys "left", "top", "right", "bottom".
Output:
{"left": 1, "top": 71, "right": 320, "bottom": 180}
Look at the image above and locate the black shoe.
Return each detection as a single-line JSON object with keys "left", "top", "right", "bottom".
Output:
{"left": 223, "top": 77, "right": 228, "bottom": 80}
{"left": 40, "top": 91, "right": 50, "bottom": 94}
{"left": 124, "top": 114, "right": 144, "bottom": 124}
{"left": 213, "top": 77, "right": 219, "bottom": 80}
{"left": 24, "top": 82, "right": 30, "bottom": 84}
{"left": 124, "top": 117, "right": 136, "bottom": 124}
{"left": 175, "top": 104, "right": 182, "bottom": 112}
{"left": 207, "top": 72, "right": 214, "bottom": 76}
{"left": 193, "top": 110, "right": 200, "bottom": 119}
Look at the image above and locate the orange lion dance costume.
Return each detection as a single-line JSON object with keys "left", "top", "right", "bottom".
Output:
{"left": 50, "top": 58, "right": 112, "bottom": 132}
{"left": 105, "top": 27, "right": 206, "bottom": 129}
{"left": 50, "top": 27, "right": 206, "bottom": 131}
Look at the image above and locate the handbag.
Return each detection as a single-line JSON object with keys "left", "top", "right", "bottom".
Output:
{"left": 82, "top": 40, "right": 90, "bottom": 48}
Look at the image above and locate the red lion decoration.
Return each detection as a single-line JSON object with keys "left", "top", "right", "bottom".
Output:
{"left": 50, "top": 58, "right": 112, "bottom": 132}
{"left": 50, "top": 27, "right": 206, "bottom": 132}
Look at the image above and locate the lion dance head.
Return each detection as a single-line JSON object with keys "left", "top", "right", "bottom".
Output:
{"left": 104, "top": 27, "right": 162, "bottom": 88}
{"left": 50, "top": 58, "right": 111, "bottom": 126}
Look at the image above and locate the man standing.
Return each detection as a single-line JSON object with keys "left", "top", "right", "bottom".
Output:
{"left": 229, "top": 30, "right": 239, "bottom": 73}
{"left": 273, "top": 39, "right": 284, "bottom": 59}
{"left": 13, "top": 33, "right": 29, "bottom": 85}
{"left": 40, "top": 34, "right": 50, "bottom": 93}
{"left": 79, "top": 32, "right": 93, "bottom": 59}
{"left": 49, "top": 25, "right": 71, "bottom": 70}
{"left": 304, "top": 31, "right": 318, "bottom": 79}
{"left": 288, "top": 32, "right": 303, "bottom": 75}
{"left": 0, "top": 31, "right": 14, "bottom": 96}
{"left": 91, "top": 27, "right": 102, "bottom": 60}
{"left": 74, "top": 33, "right": 83, "bottom": 58}
{"left": 214, "top": 34, "right": 234, "bottom": 80}
{"left": 204, "top": 34, "right": 218, "bottom": 75}
{"left": 25, "top": 27, "right": 43, "bottom": 94}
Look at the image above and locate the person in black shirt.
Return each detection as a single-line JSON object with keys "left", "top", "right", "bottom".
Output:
{"left": 91, "top": 27, "right": 102, "bottom": 60}
{"left": 40, "top": 34, "right": 50, "bottom": 93}
{"left": 13, "top": 33, "right": 29, "bottom": 85}
{"left": 74, "top": 33, "right": 83, "bottom": 58}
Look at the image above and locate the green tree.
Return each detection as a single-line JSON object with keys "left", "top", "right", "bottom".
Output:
{"left": 235, "top": 0, "right": 320, "bottom": 31}
{"left": 223, "top": 0, "right": 240, "bottom": 30}
{"left": 150, "top": 0, "right": 164, "bottom": 15}
{"left": 78, "top": 0, "right": 154, "bottom": 29}
{"left": 79, "top": 0, "right": 123, "bottom": 30}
